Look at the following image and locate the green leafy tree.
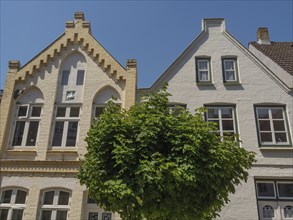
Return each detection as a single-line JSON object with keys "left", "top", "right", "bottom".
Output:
{"left": 78, "top": 86, "right": 255, "bottom": 220}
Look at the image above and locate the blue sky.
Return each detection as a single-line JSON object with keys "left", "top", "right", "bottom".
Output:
{"left": 0, "top": 1, "right": 292, "bottom": 89}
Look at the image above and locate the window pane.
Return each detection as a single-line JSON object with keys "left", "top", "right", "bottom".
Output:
{"left": 56, "top": 107, "right": 66, "bottom": 117}
{"left": 260, "top": 133, "right": 273, "bottom": 142}
{"left": 31, "top": 106, "right": 42, "bottom": 117}
{"left": 95, "top": 107, "right": 105, "bottom": 118}
{"left": 207, "top": 108, "right": 218, "bottom": 118}
{"left": 66, "top": 122, "right": 78, "bottom": 146}
{"left": 278, "top": 183, "right": 293, "bottom": 198}
{"left": 76, "top": 70, "right": 85, "bottom": 85}
{"left": 263, "top": 205, "right": 274, "bottom": 218}
{"left": 1, "top": 190, "right": 12, "bottom": 203}
{"left": 257, "top": 109, "right": 269, "bottom": 119}
{"left": 58, "top": 191, "right": 69, "bottom": 205}
{"left": 221, "top": 108, "right": 233, "bottom": 118}
{"left": 0, "top": 209, "right": 9, "bottom": 220}
{"left": 15, "top": 190, "right": 27, "bottom": 204}
{"left": 225, "top": 71, "right": 235, "bottom": 81}
{"left": 61, "top": 70, "right": 70, "bottom": 86}
{"left": 199, "top": 71, "right": 209, "bottom": 81}
{"left": 259, "top": 120, "right": 271, "bottom": 131}
{"left": 198, "top": 60, "right": 208, "bottom": 70}
{"left": 52, "top": 122, "right": 64, "bottom": 146}
{"left": 89, "top": 212, "right": 99, "bottom": 220}
{"left": 12, "top": 121, "right": 25, "bottom": 146}
{"left": 275, "top": 133, "right": 287, "bottom": 143}
{"left": 26, "top": 121, "right": 39, "bottom": 146}
{"left": 11, "top": 209, "right": 24, "bottom": 220}
{"left": 284, "top": 206, "right": 293, "bottom": 218}
{"left": 257, "top": 183, "right": 275, "bottom": 197}
{"left": 271, "top": 108, "right": 283, "bottom": 119}
{"left": 222, "top": 120, "right": 234, "bottom": 131}
{"left": 224, "top": 60, "right": 234, "bottom": 70}
{"left": 56, "top": 211, "right": 67, "bottom": 220}
{"left": 41, "top": 210, "right": 52, "bottom": 220}
{"left": 18, "top": 106, "right": 28, "bottom": 117}
{"left": 273, "top": 120, "right": 285, "bottom": 131}
{"left": 70, "top": 107, "right": 80, "bottom": 117}
{"left": 102, "top": 213, "right": 112, "bottom": 220}
{"left": 43, "top": 191, "right": 54, "bottom": 205}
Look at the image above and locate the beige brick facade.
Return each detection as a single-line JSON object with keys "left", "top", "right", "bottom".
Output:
{"left": 0, "top": 12, "right": 134, "bottom": 220}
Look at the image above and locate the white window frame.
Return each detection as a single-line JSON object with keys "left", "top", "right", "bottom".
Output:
{"left": 11, "top": 104, "right": 42, "bottom": 147}
{"left": 276, "top": 181, "right": 293, "bottom": 200}
{"left": 39, "top": 189, "right": 71, "bottom": 220}
{"left": 222, "top": 58, "right": 238, "bottom": 82}
{"left": 256, "top": 181, "right": 277, "bottom": 199}
{"left": 52, "top": 106, "right": 80, "bottom": 147}
{"left": 206, "top": 106, "right": 237, "bottom": 138}
{"left": 0, "top": 188, "right": 28, "bottom": 220}
{"left": 196, "top": 58, "right": 211, "bottom": 83}
{"left": 93, "top": 104, "right": 107, "bottom": 119}
{"left": 256, "top": 107, "right": 290, "bottom": 146}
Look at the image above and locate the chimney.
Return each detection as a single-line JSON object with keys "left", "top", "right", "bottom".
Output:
{"left": 257, "top": 27, "right": 271, "bottom": 45}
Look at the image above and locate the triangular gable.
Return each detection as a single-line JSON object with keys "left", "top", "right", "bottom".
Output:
{"left": 15, "top": 12, "right": 128, "bottom": 83}
{"left": 150, "top": 18, "right": 291, "bottom": 93}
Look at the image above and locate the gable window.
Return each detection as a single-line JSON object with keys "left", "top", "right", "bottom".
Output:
{"left": 40, "top": 190, "right": 70, "bottom": 220}
{"left": 196, "top": 58, "right": 211, "bottom": 83}
{"left": 255, "top": 180, "right": 293, "bottom": 220}
{"left": 206, "top": 106, "right": 236, "bottom": 138}
{"left": 222, "top": 58, "right": 238, "bottom": 83}
{"left": 52, "top": 106, "right": 80, "bottom": 147}
{"left": 255, "top": 106, "right": 290, "bottom": 146}
{"left": 0, "top": 188, "right": 27, "bottom": 220}
{"left": 76, "top": 70, "right": 85, "bottom": 85}
{"left": 94, "top": 105, "right": 106, "bottom": 119}
{"left": 12, "top": 105, "right": 42, "bottom": 147}
{"left": 61, "top": 70, "right": 70, "bottom": 86}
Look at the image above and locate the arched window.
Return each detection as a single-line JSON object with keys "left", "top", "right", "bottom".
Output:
{"left": 284, "top": 206, "right": 293, "bottom": 218}
{"left": 263, "top": 205, "right": 274, "bottom": 218}
{"left": 93, "top": 86, "right": 121, "bottom": 118}
{"left": 0, "top": 188, "right": 28, "bottom": 220}
{"left": 12, "top": 87, "right": 43, "bottom": 147}
{"left": 39, "top": 189, "right": 71, "bottom": 220}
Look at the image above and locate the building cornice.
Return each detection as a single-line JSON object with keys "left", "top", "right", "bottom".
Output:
{"left": 0, "top": 160, "right": 81, "bottom": 175}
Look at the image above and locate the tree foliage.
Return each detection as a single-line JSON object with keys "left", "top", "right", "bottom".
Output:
{"left": 78, "top": 86, "right": 255, "bottom": 220}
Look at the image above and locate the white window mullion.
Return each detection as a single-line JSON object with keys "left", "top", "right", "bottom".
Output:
{"left": 21, "top": 121, "right": 30, "bottom": 146}
{"left": 269, "top": 109, "right": 276, "bottom": 144}
{"left": 62, "top": 121, "right": 69, "bottom": 146}
{"left": 219, "top": 108, "right": 223, "bottom": 136}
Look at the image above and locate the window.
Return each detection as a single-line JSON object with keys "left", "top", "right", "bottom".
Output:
{"left": 256, "top": 180, "right": 293, "bottom": 220}
{"left": 0, "top": 188, "right": 27, "bottom": 220}
{"left": 61, "top": 70, "right": 70, "bottom": 86}
{"left": 168, "top": 103, "right": 187, "bottom": 116}
{"left": 94, "top": 105, "right": 106, "bottom": 119}
{"left": 52, "top": 106, "right": 80, "bottom": 147}
{"left": 222, "top": 58, "right": 238, "bottom": 83}
{"left": 12, "top": 105, "right": 42, "bottom": 147}
{"left": 255, "top": 107, "right": 290, "bottom": 146}
{"left": 40, "top": 190, "right": 70, "bottom": 220}
{"left": 196, "top": 58, "right": 211, "bottom": 83}
{"left": 206, "top": 106, "right": 236, "bottom": 138}
{"left": 76, "top": 70, "right": 85, "bottom": 85}
{"left": 85, "top": 192, "right": 113, "bottom": 220}
{"left": 284, "top": 206, "right": 293, "bottom": 218}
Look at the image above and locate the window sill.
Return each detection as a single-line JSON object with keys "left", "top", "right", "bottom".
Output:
{"left": 197, "top": 82, "right": 214, "bottom": 86}
{"left": 223, "top": 82, "right": 241, "bottom": 86}
{"left": 6, "top": 149, "right": 37, "bottom": 154}
{"left": 47, "top": 149, "right": 78, "bottom": 154}
{"left": 259, "top": 146, "right": 293, "bottom": 151}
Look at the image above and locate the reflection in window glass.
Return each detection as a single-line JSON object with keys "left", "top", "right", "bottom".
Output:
{"left": 43, "top": 191, "right": 54, "bottom": 205}
{"left": 61, "top": 70, "right": 70, "bottom": 86}
{"left": 277, "top": 183, "right": 293, "bottom": 198}
{"left": 15, "top": 190, "right": 27, "bottom": 204}
{"left": 263, "top": 205, "right": 274, "bottom": 218}
{"left": 284, "top": 206, "right": 293, "bottom": 218}
{"left": 257, "top": 182, "right": 275, "bottom": 198}
{"left": 76, "top": 70, "right": 85, "bottom": 85}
